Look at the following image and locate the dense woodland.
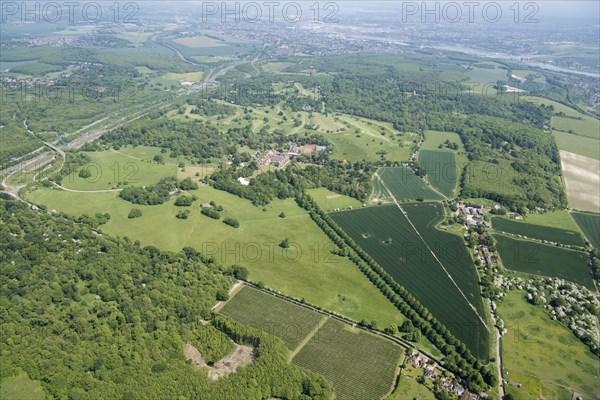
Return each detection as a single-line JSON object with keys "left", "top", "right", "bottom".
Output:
{"left": 0, "top": 197, "right": 333, "bottom": 399}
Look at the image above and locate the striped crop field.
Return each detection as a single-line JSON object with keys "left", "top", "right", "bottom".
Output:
{"left": 331, "top": 203, "right": 490, "bottom": 360}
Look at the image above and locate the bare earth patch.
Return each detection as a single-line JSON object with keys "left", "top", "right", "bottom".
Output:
{"left": 560, "top": 151, "right": 600, "bottom": 213}
{"left": 184, "top": 342, "right": 255, "bottom": 380}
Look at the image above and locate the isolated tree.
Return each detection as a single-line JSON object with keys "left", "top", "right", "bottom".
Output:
{"left": 128, "top": 208, "right": 142, "bottom": 219}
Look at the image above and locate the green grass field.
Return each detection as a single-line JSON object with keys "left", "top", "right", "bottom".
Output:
{"left": 163, "top": 71, "right": 203, "bottom": 81}
{"left": 572, "top": 212, "right": 600, "bottom": 249}
{"left": 553, "top": 131, "right": 600, "bottom": 160}
{"left": 504, "top": 370, "right": 577, "bottom": 400}
{"left": 492, "top": 216, "right": 585, "bottom": 246}
{"left": 494, "top": 234, "right": 594, "bottom": 289}
{"left": 292, "top": 319, "right": 404, "bottom": 400}
{"left": 521, "top": 210, "right": 582, "bottom": 231}
{"left": 373, "top": 167, "right": 444, "bottom": 203}
{"left": 306, "top": 188, "right": 363, "bottom": 211}
{"left": 498, "top": 290, "right": 599, "bottom": 397}
{"left": 420, "top": 131, "right": 466, "bottom": 155}
{"left": 418, "top": 150, "right": 457, "bottom": 198}
{"left": 25, "top": 184, "right": 404, "bottom": 329}
{"left": 62, "top": 147, "right": 178, "bottom": 191}
{"left": 527, "top": 97, "right": 600, "bottom": 139}
{"left": 552, "top": 114, "right": 599, "bottom": 140}
{"left": 511, "top": 69, "right": 547, "bottom": 84}
{"left": 219, "top": 286, "right": 323, "bottom": 349}
{"left": 467, "top": 63, "right": 508, "bottom": 84}
{"left": 0, "top": 372, "right": 45, "bottom": 400}
{"left": 260, "top": 62, "right": 294, "bottom": 73}
{"left": 331, "top": 203, "right": 489, "bottom": 359}
{"left": 390, "top": 375, "right": 435, "bottom": 400}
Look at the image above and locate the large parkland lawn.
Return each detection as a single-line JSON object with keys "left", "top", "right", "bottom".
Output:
{"left": 61, "top": 146, "right": 180, "bottom": 191}
{"left": 492, "top": 216, "right": 585, "bottom": 246}
{"left": 331, "top": 203, "right": 490, "bottom": 360}
{"left": 494, "top": 234, "right": 594, "bottom": 289}
{"left": 25, "top": 184, "right": 405, "bottom": 329}
{"left": 498, "top": 291, "right": 599, "bottom": 398}
{"left": 220, "top": 286, "right": 405, "bottom": 400}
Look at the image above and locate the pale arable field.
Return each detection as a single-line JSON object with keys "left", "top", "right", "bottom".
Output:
{"left": 560, "top": 150, "right": 600, "bottom": 213}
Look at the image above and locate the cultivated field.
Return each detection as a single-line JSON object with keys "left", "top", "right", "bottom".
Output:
{"left": 292, "top": 319, "right": 405, "bottom": 400}
{"left": 331, "top": 203, "right": 489, "bottom": 359}
{"left": 260, "top": 62, "right": 294, "bottom": 73}
{"left": 418, "top": 150, "right": 457, "bottom": 198}
{"left": 560, "top": 150, "right": 600, "bottom": 213}
{"left": 498, "top": 291, "right": 599, "bottom": 398}
{"left": 572, "top": 212, "right": 600, "bottom": 249}
{"left": 511, "top": 69, "right": 546, "bottom": 84}
{"left": 553, "top": 131, "right": 600, "bottom": 160}
{"left": 494, "top": 234, "right": 594, "bottom": 289}
{"left": 173, "top": 36, "right": 225, "bottom": 48}
{"left": 220, "top": 286, "right": 405, "bottom": 400}
{"left": 25, "top": 184, "right": 405, "bottom": 329}
{"left": 219, "top": 286, "right": 323, "bottom": 349}
{"left": 492, "top": 217, "right": 585, "bottom": 246}
{"left": 552, "top": 110, "right": 600, "bottom": 140}
{"left": 523, "top": 210, "right": 583, "bottom": 231}
{"left": 163, "top": 71, "right": 203, "bottom": 81}
{"left": 372, "top": 167, "right": 443, "bottom": 203}
{"left": 466, "top": 62, "right": 508, "bottom": 84}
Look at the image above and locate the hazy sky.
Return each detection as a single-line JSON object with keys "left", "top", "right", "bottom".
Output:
{"left": 340, "top": 1, "right": 600, "bottom": 21}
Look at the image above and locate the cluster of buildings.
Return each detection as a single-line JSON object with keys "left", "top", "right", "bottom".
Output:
{"left": 408, "top": 352, "right": 475, "bottom": 399}
{"left": 459, "top": 203, "right": 491, "bottom": 228}
{"left": 258, "top": 150, "right": 291, "bottom": 168}
{"left": 255, "top": 142, "right": 326, "bottom": 169}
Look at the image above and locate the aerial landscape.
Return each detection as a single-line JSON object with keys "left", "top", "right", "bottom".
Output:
{"left": 0, "top": 1, "right": 598, "bottom": 399}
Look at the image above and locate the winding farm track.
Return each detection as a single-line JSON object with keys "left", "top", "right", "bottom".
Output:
{"left": 373, "top": 170, "right": 489, "bottom": 330}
